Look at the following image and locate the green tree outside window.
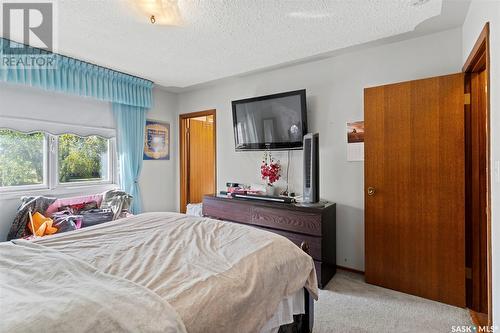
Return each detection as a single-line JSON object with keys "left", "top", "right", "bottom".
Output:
{"left": 0, "top": 130, "right": 109, "bottom": 187}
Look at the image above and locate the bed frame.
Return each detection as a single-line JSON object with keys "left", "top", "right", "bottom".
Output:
{"left": 277, "top": 289, "right": 313, "bottom": 333}
{"left": 277, "top": 242, "right": 315, "bottom": 333}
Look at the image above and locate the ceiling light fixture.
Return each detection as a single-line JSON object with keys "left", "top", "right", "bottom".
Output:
{"left": 134, "top": 0, "right": 182, "bottom": 25}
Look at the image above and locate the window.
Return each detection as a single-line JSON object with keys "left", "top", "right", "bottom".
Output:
{"left": 58, "top": 134, "right": 109, "bottom": 183}
{"left": 0, "top": 129, "right": 114, "bottom": 191}
{"left": 0, "top": 130, "right": 45, "bottom": 188}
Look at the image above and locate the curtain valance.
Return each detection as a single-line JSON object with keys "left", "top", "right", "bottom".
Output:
{"left": 0, "top": 116, "right": 116, "bottom": 139}
{"left": 0, "top": 38, "right": 153, "bottom": 108}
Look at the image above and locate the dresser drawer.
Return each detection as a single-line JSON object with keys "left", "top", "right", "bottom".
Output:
{"left": 268, "top": 228, "right": 322, "bottom": 261}
{"left": 203, "top": 197, "right": 252, "bottom": 223}
{"left": 251, "top": 206, "right": 322, "bottom": 236}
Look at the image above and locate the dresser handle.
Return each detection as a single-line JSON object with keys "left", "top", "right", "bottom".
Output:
{"left": 300, "top": 241, "right": 310, "bottom": 255}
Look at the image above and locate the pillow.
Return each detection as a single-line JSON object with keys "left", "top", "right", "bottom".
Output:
{"left": 45, "top": 194, "right": 103, "bottom": 216}
{"left": 7, "top": 196, "right": 56, "bottom": 241}
{"left": 80, "top": 209, "right": 114, "bottom": 227}
{"left": 100, "top": 190, "right": 133, "bottom": 220}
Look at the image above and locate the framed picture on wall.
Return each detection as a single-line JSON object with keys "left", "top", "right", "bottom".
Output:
{"left": 347, "top": 120, "right": 365, "bottom": 143}
{"left": 144, "top": 119, "right": 170, "bottom": 160}
{"left": 346, "top": 120, "right": 364, "bottom": 162}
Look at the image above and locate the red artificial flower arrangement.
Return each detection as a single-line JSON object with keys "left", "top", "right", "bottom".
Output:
{"left": 261, "top": 152, "right": 281, "bottom": 186}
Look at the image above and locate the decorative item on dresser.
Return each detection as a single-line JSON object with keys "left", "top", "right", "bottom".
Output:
{"left": 260, "top": 151, "right": 281, "bottom": 196}
{"left": 202, "top": 195, "right": 336, "bottom": 288}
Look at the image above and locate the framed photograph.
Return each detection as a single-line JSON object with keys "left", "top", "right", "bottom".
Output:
{"left": 347, "top": 120, "right": 364, "bottom": 162}
{"left": 347, "top": 120, "right": 365, "bottom": 143}
{"left": 144, "top": 119, "right": 170, "bottom": 160}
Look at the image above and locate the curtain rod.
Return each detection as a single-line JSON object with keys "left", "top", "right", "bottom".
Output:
{"left": 0, "top": 37, "right": 154, "bottom": 84}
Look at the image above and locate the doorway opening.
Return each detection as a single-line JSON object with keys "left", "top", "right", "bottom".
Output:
{"left": 463, "top": 23, "right": 491, "bottom": 326}
{"left": 179, "top": 110, "right": 216, "bottom": 213}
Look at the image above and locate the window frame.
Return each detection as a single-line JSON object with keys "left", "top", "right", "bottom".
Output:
{"left": 0, "top": 130, "right": 117, "bottom": 195}
{"left": 53, "top": 134, "right": 116, "bottom": 188}
{"left": 0, "top": 131, "right": 49, "bottom": 193}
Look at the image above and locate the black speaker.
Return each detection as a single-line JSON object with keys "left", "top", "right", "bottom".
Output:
{"left": 303, "top": 133, "right": 319, "bottom": 203}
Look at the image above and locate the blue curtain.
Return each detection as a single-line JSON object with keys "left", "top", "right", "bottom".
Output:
{"left": 0, "top": 38, "right": 153, "bottom": 108}
{"left": 112, "top": 103, "right": 147, "bottom": 214}
{"left": 1, "top": 37, "right": 154, "bottom": 213}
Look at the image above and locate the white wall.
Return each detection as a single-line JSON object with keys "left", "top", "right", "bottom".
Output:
{"left": 177, "top": 28, "right": 463, "bottom": 271}
{"left": 462, "top": 0, "right": 500, "bottom": 325}
{"left": 140, "top": 88, "right": 178, "bottom": 212}
{"left": 0, "top": 84, "right": 177, "bottom": 240}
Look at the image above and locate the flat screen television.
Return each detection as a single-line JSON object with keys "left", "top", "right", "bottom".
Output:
{"left": 232, "top": 89, "right": 307, "bottom": 150}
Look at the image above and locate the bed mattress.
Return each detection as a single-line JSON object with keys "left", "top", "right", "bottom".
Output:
{"left": 0, "top": 241, "right": 186, "bottom": 333}
{"left": 28, "top": 212, "right": 318, "bottom": 333}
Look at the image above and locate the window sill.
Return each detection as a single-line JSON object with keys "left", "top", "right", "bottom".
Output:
{"left": 0, "top": 183, "right": 119, "bottom": 200}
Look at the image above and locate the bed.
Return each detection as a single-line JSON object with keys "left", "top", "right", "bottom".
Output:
{"left": 1, "top": 212, "right": 318, "bottom": 333}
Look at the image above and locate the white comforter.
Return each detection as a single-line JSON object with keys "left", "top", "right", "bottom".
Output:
{"left": 14, "top": 212, "right": 318, "bottom": 333}
{"left": 0, "top": 241, "right": 186, "bottom": 333}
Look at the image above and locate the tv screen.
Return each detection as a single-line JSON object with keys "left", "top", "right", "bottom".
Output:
{"left": 232, "top": 90, "right": 307, "bottom": 150}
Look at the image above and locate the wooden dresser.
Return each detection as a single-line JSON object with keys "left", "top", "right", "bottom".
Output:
{"left": 202, "top": 195, "right": 336, "bottom": 288}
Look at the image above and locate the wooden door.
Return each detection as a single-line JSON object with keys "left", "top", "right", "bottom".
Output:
{"left": 188, "top": 116, "right": 215, "bottom": 203}
{"left": 364, "top": 73, "right": 466, "bottom": 307}
{"left": 179, "top": 110, "right": 216, "bottom": 213}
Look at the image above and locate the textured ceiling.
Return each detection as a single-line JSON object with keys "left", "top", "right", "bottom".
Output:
{"left": 3, "top": 0, "right": 467, "bottom": 89}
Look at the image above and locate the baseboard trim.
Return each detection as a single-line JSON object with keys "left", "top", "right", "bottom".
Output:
{"left": 336, "top": 265, "right": 365, "bottom": 275}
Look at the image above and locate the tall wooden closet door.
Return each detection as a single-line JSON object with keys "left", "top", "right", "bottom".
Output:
{"left": 364, "top": 73, "right": 465, "bottom": 307}
{"left": 188, "top": 116, "right": 215, "bottom": 204}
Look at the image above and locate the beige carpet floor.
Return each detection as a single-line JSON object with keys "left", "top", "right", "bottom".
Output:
{"left": 314, "top": 270, "right": 472, "bottom": 333}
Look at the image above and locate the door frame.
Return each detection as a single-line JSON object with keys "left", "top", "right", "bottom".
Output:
{"left": 463, "top": 23, "right": 491, "bottom": 325}
{"left": 179, "top": 109, "right": 217, "bottom": 213}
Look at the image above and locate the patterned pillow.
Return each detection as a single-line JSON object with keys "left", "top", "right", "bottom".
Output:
{"left": 7, "top": 196, "right": 56, "bottom": 241}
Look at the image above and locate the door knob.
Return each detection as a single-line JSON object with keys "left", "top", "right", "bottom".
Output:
{"left": 367, "top": 187, "right": 376, "bottom": 196}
